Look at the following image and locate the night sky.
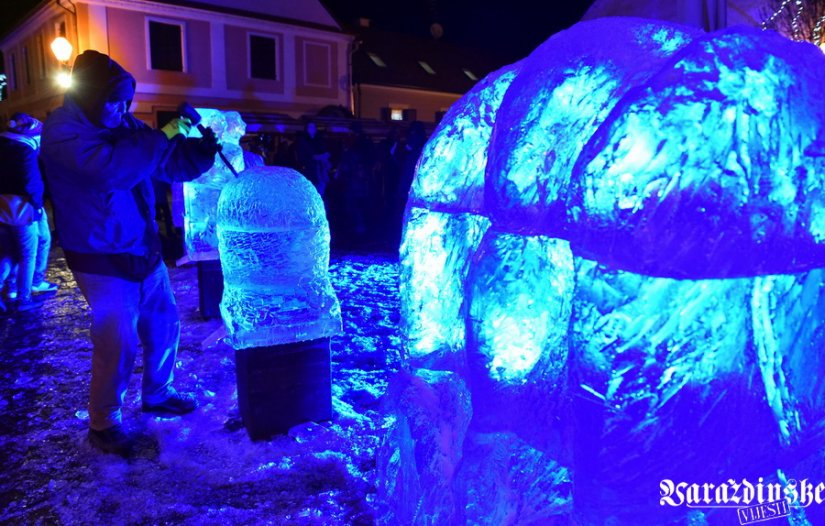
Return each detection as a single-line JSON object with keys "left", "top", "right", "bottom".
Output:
{"left": 0, "top": 0, "right": 45, "bottom": 36}
{"left": 322, "top": 0, "right": 597, "bottom": 60}
{"left": 1, "top": 0, "right": 597, "bottom": 61}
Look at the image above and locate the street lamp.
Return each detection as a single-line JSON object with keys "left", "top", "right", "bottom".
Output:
{"left": 50, "top": 36, "right": 73, "bottom": 88}
{"left": 50, "top": 36, "right": 72, "bottom": 62}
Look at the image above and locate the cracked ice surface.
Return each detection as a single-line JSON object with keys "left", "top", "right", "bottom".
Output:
{"left": 487, "top": 19, "right": 699, "bottom": 233}
{"left": 387, "top": 17, "right": 825, "bottom": 526}
{"left": 570, "top": 26, "right": 825, "bottom": 278}
{"left": 217, "top": 166, "right": 342, "bottom": 348}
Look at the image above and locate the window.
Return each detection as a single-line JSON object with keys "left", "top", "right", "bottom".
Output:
{"left": 9, "top": 53, "right": 17, "bottom": 91}
{"left": 37, "top": 35, "right": 47, "bottom": 79}
{"left": 249, "top": 34, "right": 277, "bottom": 80}
{"left": 367, "top": 52, "right": 386, "bottom": 68}
{"left": 462, "top": 68, "right": 478, "bottom": 81}
{"left": 418, "top": 61, "right": 435, "bottom": 75}
{"left": 23, "top": 46, "right": 31, "bottom": 85}
{"left": 148, "top": 20, "right": 184, "bottom": 71}
{"left": 303, "top": 41, "right": 331, "bottom": 87}
{"left": 382, "top": 107, "right": 416, "bottom": 122}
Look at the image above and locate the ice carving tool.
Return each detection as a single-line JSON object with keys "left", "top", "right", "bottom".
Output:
{"left": 177, "top": 102, "right": 240, "bottom": 177}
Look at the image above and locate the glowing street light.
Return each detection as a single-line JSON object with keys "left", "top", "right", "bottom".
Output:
{"left": 51, "top": 36, "right": 73, "bottom": 89}
{"left": 50, "top": 37, "right": 73, "bottom": 63}
{"left": 56, "top": 70, "right": 72, "bottom": 88}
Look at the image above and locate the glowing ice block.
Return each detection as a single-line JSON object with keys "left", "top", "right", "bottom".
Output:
{"left": 569, "top": 26, "right": 825, "bottom": 278}
{"left": 410, "top": 63, "right": 521, "bottom": 212}
{"left": 487, "top": 18, "right": 699, "bottom": 232}
{"left": 183, "top": 108, "right": 246, "bottom": 261}
{"left": 399, "top": 208, "right": 489, "bottom": 369}
{"left": 216, "top": 166, "right": 342, "bottom": 349}
{"left": 384, "top": 17, "right": 825, "bottom": 526}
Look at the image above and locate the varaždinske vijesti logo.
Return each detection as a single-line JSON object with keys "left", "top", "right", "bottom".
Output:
{"left": 660, "top": 477, "right": 825, "bottom": 524}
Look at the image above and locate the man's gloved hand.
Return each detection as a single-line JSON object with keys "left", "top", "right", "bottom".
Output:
{"left": 197, "top": 126, "right": 222, "bottom": 157}
{"left": 161, "top": 117, "right": 193, "bottom": 140}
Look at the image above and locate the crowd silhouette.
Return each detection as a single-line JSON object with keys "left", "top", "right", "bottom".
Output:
{"left": 240, "top": 119, "right": 430, "bottom": 253}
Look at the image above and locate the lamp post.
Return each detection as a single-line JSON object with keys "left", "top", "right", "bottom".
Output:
{"left": 50, "top": 36, "right": 73, "bottom": 88}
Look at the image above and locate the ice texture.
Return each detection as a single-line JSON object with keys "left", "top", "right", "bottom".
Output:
{"left": 487, "top": 18, "right": 700, "bottom": 233}
{"left": 386, "top": 17, "right": 825, "bottom": 526}
{"left": 569, "top": 26, "right": 825, "bottom": 278}
{"left": 410, "top": 63, "right": 521, "bottom": 212}
{"left": 183, "top": 109, "right": 246, "bottom": 261}
{"left": 378, "top": 370, "right": 472, "bottom": 525}
{"left": 399, "top": 209, "right": 489, "bottom": 368}
{"left": 217, "top": 166, "right": 342, "bottom": 348}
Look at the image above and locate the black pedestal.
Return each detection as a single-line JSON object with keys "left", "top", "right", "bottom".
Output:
{"left": 196, "top": 259, "right": 223, "bottom": 320}
{"left": 234, "top": 338, "right": 332, "bottom": 440}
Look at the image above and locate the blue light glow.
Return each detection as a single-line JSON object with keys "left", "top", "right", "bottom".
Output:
{"left": 387, "top": 17, "right": 825, "bottom": 526}
{"left": 182, "top": 109, "right": 246, "bottom": 261}
{"left": 399, "top": 208, "right": 489, "bottom": 366}
{"left": 217, "top": 166, "right": 341, "bottom": 348}
{"left": 467, "top": 232, "right": 572, "bottom": 383}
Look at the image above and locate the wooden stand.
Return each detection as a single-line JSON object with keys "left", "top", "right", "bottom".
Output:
{"left": 234, "top": 338, "right": 332, "bottom": 440}
{"left": 196, "top": 259, "right": 223, "bottom": 320}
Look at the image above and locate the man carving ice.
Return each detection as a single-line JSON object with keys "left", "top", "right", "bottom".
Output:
{"left": 40, "top": 50, "right": 220, "bottom": 457}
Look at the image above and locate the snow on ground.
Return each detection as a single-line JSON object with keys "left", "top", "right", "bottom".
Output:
{"left": 0, "top": 250, "right": 402, "bottom": 525}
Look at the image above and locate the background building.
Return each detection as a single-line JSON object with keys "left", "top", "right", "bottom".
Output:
{"left": 349, "top": 24, "right": 509, "bottom": 125}
{"left": 0, "top": 0, "right": 352, "bottom": 128}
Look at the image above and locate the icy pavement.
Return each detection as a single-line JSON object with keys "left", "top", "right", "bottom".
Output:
{"left": 0, "top": 250, "right": 402, "bottom": 525}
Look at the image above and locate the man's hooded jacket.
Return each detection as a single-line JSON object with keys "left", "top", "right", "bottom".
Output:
{"left": 40, "top": 50, "right": 213, "bottom": 279}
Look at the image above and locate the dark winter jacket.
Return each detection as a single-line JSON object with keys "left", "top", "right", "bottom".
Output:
{"left": 40, "top": 49, "right": 214, "bottom": 279}
{"left": 40, "top": 97, "right": 212, "bottom": 274}
{"left": 0, "top": 131, "right": 44, "bottom": 209}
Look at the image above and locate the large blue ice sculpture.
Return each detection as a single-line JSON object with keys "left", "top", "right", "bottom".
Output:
{"left": 383, "top": 17, "right": 825, "bottom": 526}
{"left": 216, "top": 166, "right": 342, "bottom": 349}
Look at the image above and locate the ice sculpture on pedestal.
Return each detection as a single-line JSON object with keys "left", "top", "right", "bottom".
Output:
{"left": 183, "top": 109, "right": 246, "bottom": 260}
{"left": 217, "top": 166, "right": 342, "bottom": 349}
{"left": 217, "top": 166, "right": 341, "bottom": 440}
{"left": 384, "top": 17, "right": 825, "bottom": 526}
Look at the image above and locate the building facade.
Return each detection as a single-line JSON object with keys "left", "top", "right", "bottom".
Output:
{"left": 349, "top": 27, "right": 507, "bottom": 125}
{"left": 0, "top": 0, "right": 352, "bottom": 128}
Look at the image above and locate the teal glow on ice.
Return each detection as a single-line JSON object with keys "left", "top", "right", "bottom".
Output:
{"left": 387, "top": 17, "right": 825, "bottom": 526}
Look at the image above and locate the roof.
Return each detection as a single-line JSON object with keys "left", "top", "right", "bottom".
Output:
{"left": 351, "top": 29, "right": 510, "bottom": 94}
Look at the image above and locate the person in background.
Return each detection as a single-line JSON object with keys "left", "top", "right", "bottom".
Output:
{"left": 296, "top": 120, "right": 332, "bottom": 195}
{"left": 0, "top": 112, "right": 56, "bottom": 314}
{"left": 337, "top": 122, "right": 375, "bottom": 245}
{"left": 0, "top": 230, "right": 13, "bottom": 314}
{"left": 242, "top": 147, "right": 265, "bottom": 169}
{"left": 375, "top": 126, "right": 403, "bottom": 247}
{"left": 40, "top": 50, "right": 219, "bottom": 457}
{"left": 391, "top": 121, "right": 428, "bottom": 248}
